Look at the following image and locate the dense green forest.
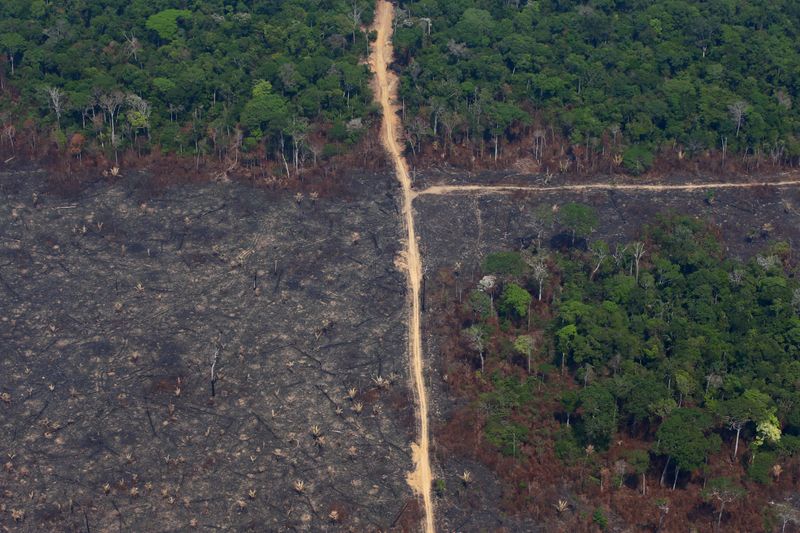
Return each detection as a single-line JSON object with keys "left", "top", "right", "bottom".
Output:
{"left": 446, "top": 212, "right": 800, "bottom": 528}
{"left": 394, "top": 0, "right": 800, "bottom": 173}
{"left": 4, "top": 0, "right": 800, "bottom": 176}
{"left": 0, "top": 0, "right": 376, "bottom": 170}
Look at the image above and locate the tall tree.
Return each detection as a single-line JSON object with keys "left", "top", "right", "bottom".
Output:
{"left": 513, "top": 335, "right": 535, "bottom": 374}
{"left": 655, "top": 408, "right": 720, "bottom": 490}
{"left": 715, "top": 389, "right": 771, "bottom": 458}
{"left": 43, "top": 86, "right": 66, "bottom": 128}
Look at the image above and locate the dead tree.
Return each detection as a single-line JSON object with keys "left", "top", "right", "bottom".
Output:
{"left": 531, "top": 260, "right": 548, "bottom": 301}
{"left": 349, "top": 0, "right": 362, "bottom": 45}
{"left": 655, "top": 499, "right": 670, "bottom": 532}
{"left": 631, "top": 241, "right": 646, "bottom": 283}
{"left": 2, "top": 124, "right": 15, "bottom": 150}
{"left": 728, "top": 100, "right": 748, "bottom": 137}
{"left": 210, "top": 344, "right": 221, "bottom": 397}
{"left": 771, "top": 497, "right": 800, "bottom": 533}
{"left": 533, "top": 128, "right": 546, "bottom": 161}
{"left": 288, "top": 116, "right": 309, "bottom": 173}
{"left": 464, "top": 326, "right": 486, "bottom": 373}
{"left": 613, "top": 243, "right": 629, "bottom": 272}
{"left": 99, "top": 91, "right": 125, "bottom": 161}
{"left": 122, "top": 31, "right": 142, "bottom": 63}
{"left": 44, "top": 86, "right": 66, "bottom": 128}
{"left": 704, "top": 479, "right": 743, "bottom": 533}
{"left": 589, "top": 241, "right": 608, "bottom": 281}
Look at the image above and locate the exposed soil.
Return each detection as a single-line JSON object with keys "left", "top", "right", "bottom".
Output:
{"left": 369, "top": 2, "right": 435, "bottom": 531}
{"left": 410, "top": 164, "right": 800, "bottom": 191}
{"left": 413, "top": 172, "right": 800, "bottom": 532}
{"left": 0, "top": 167, "right": 423, "bottom": 531}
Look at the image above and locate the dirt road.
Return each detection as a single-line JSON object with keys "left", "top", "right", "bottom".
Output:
{"left": 416, "top": 179, "right": 800, "bottom": 197}
{"left": 370, "top": 1, "right": 435, "bottom": 532}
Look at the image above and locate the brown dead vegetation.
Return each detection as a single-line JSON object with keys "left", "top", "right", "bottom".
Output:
{"left": 0, "top": 120, "right": 389, "bottom": 200}
{"left": 428, "top": 260, "right": 800, "bottom": 533}
{"left": 434, "top": 294, "right": 800, "bottom": 533}
{"left": 406, "top": 124, "right": 799, "bottom": 182}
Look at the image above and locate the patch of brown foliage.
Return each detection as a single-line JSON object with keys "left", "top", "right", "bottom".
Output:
{"left": 431, "top": 275, "right": 800, "bottom": 532}
{"left": 407, "top": 124, "right": 798, "bottom": 181}
{"left": 0, "top": 120, "right": 389, "bottom": 199}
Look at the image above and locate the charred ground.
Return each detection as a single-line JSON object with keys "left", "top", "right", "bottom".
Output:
{"left": 0, "top": 167, "right": 423, "bottom": 531}
{"left": 3, "top": 164, "right": 800, "bottom": 531}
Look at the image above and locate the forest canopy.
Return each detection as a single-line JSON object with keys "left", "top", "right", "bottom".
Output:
{"left": 4, "top": 0, "right": 800, "bottom": 175}
{"left": 0, "top": 0, "right": 377, "bottom": 168}
{"left": 457, "top": 213, "right": 800, "bottom": 501}
{"left": 393, "top": 0, "right": 800, "bottom": 171}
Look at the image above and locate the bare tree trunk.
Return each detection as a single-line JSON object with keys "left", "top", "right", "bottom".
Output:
{"left": 660, "top": 456, "right": 671, "bottom": 487}
{"left": 716, "top": 502, "right": 726, "bottom": 532}
{"left": 527, "top": 301, "right": 531, "bottom": 330}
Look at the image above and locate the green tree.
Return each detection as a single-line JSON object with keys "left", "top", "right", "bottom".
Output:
{"left": 559, "top": 203, "right": 598, "bottom": 245}
{"left": 580, "top": 384, "right": 618, "bottom": 448}
{"left": 468, "top": 289, "right": 492, "bottom": 319}
{"left": 514, "top": 335, "right": 535, "bottom": 374}
{"left": 715, "top": 389, "right": 771, "bottom": 458}
{"left": 499, "top": 283, "right": 531, "bottom": 319}
{"left": 486, "top": 100, "right": 526, "bottom": 161}
{"left": 655, "top": 408, "right": 720, "bottom": 490}
{"left": 556, "top": 324, "right": 578, "bottom": 375}
{"left": 464, "top": 324, "right": 488, "bottom": 373}
{"left": 483, "top": 251, "right": 525, "bottom": 277}
{"left": 145, "top": 9, "right": 191, "bottom": 41}
{"left": 0, "top": 32, "right": 25, "bottom": 75}
{"left": 626, "top": 449, "right": 650, "bottom": 496}
{"left": 241, "top": 80, "right": 290, "bottom": 141}
{"left": 592, "top": 507, "right": 608, "bottom": 530}
{"left": 561, "top": 390, "right": 580, "bottom": 427}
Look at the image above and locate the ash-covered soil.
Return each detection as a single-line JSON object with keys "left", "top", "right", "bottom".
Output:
{"left": 417, "top": 182, "right": 800, "bottom": 278}
{"left": 414, "top": 179, "right": 800, "bottom": 532}
{"left": 4, "top": 162, "right": 800, "bottom": 532}
{"left": 0, "top": 169, "right": 420, "bottom": 531}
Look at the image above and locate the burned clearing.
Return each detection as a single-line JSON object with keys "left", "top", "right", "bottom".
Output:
{"left": 416, "top": 179, "right": 800, "bottom": 279}
{"left": 0, "top": 169, "right": 420, "bottom": 531}
{"left": 414, "top": 177, "right": 800, "bottom": 532}
{"left": 3, "top": 163, "right": 800, "bottom": 532}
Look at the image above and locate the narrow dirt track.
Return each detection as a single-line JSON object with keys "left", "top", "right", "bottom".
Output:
{"left": 416, "top": 179, "right": 800, "bottom": 197}
{"left": 368, "top": 4, "right": 800, "bottom": 532}
{"left": 370, "top": 2, "right": 435, "bottom": 532}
